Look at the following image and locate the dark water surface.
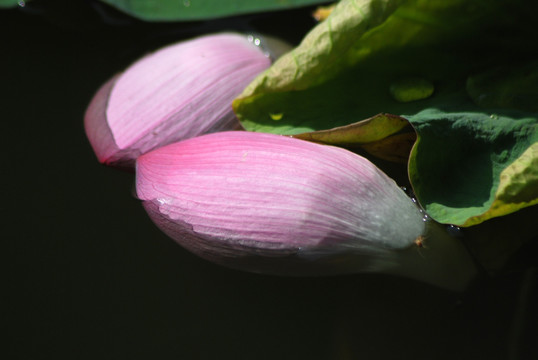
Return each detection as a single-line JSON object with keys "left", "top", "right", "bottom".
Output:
{"left": 3, "top": 2, "right": 537, "bottom": 359}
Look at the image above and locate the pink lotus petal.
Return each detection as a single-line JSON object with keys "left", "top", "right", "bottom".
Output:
{"left": 136, "top": 131, "right": 426, "bottom": 274}
{"left": 84, "top": 33, "right": 271, "bottom": 169}
{"left": 84, "top": 75, "right": 121, "bottom": 165}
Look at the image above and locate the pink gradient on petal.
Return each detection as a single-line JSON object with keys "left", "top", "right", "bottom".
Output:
{"left": 107, "top": 34, "right": 270, "bottom": 153}
{"left": 136, "top": 131, "right": 426, "bottom": 261}
{"left": 84, "top": 75, "right": 121, "bottom": 165}
{"left": 84, "top": 33, "right": 270, "bottom": 168}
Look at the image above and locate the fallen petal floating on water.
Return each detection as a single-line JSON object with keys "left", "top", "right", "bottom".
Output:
{"left": 136, "top": 131, "right": 478, "bottom": 290}
{"left": 85, "top": 33, "right": 272, "bottom": 169}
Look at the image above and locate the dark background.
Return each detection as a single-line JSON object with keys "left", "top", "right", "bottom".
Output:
{"left": 3, "top": 1, "right": 537, "bottom": 359}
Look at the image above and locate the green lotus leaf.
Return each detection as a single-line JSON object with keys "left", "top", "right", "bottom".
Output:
{"left": 233, "top": 0, "right": 538, "bottom": 226}
{"left": 407, "top": 105, "right": 538, "bottom": 226}
{"left": 234, "top": 0, "right": 503, "bottom": 134}
{"left": 0, "top": 0, "right": 20, "bottom": 8}
{"left": 98, "top": 0, "right": 330, "bottom": 21}
{"left": 462, "top": 142, "right": 538, "bottom": 226}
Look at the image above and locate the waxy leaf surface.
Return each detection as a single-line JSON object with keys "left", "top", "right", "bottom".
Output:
{"left": 407, "top": 102, "right": 538, "bottom": 226}
{"left": 99, "top": 0, "right": 330, "bottom": 21}
{"left": 233, "top": 0, "right": 538, "bottom": 226}
{"left": 0, "top": 0, "right": 19, "bottom": 7}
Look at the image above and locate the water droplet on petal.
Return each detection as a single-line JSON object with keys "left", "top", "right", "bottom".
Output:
{"left": 245, "top": 33, "right": 293, "bottom": 61}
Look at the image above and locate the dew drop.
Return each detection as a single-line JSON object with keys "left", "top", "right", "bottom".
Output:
{"left": 18, "top": 0, "right": 25, "bottom": 7}
{"left": 247, "top": 35, "right": 262, "bottom": 47}
{"left": 490, "top": 114, "right": 498, "bottom": 119}
{"left": 446, "top": 224, "right": 464, "bottom": 238}
{"left": 270, "top": 113, "right": 284, "bottom": 121}
{"left": 183, "top": 0, "right": 191, "bottom": 7}
{"left": 401, "top": 185, "right": 416, "bottom": 199}
{"left": 390, "top": 77, "right": 434, "bottom": 103}
{"left": 157, "top": 198, "right": 171, "bottom": 206}
{"left": 246, "top": 33, "right": 293, "bottom": 61}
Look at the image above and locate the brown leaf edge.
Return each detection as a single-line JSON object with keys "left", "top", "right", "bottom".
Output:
{"left": 292, "top": 113, "right": 416, "bottom": 163}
